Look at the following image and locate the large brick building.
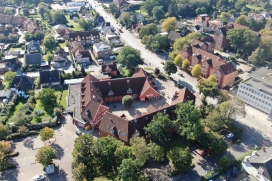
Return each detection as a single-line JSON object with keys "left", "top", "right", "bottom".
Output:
{"left": 65, "top": 31, "right": 100, "bottom": 45}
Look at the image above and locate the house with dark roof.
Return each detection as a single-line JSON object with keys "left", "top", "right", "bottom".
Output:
{"left": 168, "top": 31, "right": 181, "bottom": 44}
{"left": 10, "top": 75, "right": 34, "bottom": 98}
{"left": 242, "top": 147, "right": 272, "bottom": 181}
{"left": 0, "top": 14, "right": 24, "bottom": 26}
{"left": 65, "top": 31, "right": 100, "bottom": 45}
{"left": 180, "top": 41, "right": 237, "bottom": 88}
{"left": 101, "top": 62, "right": 117, "bottom": 76}
{"left": 26, "top": 40, "right": 41, "bottom": 53}
{"left": 99, "top": 87, "right": 195, "bottom": 144}
{"left": 93, "top": 42, "right": 112, "bottom": 58}
{"left": 96, "top": 16, "right": 105, "bottom": 24}
{"left": 51, "top": 47, "right": 69, "bottom": 68}
{"left": 190, "top": 37, "right": 215, "bottom": 53}
{"left": 24, "top": 53, "right": 42, "bottom": 66}
{"left": 98, "top": 22, "right": 112, "bottom": 35}
{"left": 114, "top": 0, "right": 129, "bottom": 7}
{"left": 39, "top": 70, "right": 61, "bottom": 87}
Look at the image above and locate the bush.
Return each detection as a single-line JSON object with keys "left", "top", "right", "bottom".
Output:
{"left": 0, "top": 116, "right": 8, "bottom": 124}
{"left": 27, "top": 96, "right": 36, "bottom": 104}
{"left": 235, "top": 53, "right": 240, "bottom": 59}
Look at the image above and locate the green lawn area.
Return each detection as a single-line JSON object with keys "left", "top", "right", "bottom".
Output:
{"left": 143, "top": 67, "right": 153, "bottom": 71}
{"left": 53, "top": 87, "right": 68, "bottom": 109}
{"left": 135, "top": 10, "right": 149, "bottom": 17}
{"left": 8, "top": 98, "right": 27, "bottom": 123}
{"left": 59, "top": 42, "right": 66, "bottom": 48}
{"left": 65, "top": 15, "right": 83, "bottom": 31}
{"left": 246, "top": 4, "right": 263, "bottom": 10}
{"left": 31, "top": 99, "right": 53, "bottom": 123}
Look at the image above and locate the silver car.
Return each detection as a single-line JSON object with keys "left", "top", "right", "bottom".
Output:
{"left": 32, "top": 174, "right": 46, "bottom": 181}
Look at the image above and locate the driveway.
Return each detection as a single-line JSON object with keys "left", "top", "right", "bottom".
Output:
{"left": 0, "top": 116, "right": 77, "bottom": 181}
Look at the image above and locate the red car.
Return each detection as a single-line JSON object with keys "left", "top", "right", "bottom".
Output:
{"left": 161, "top": 62, "right": 165, "bottom": 65}
{"left": 201, "top": 149, "right": 211, "bottom": 156}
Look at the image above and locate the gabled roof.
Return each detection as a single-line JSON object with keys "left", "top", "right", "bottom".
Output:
{"left": 97, "top": 16, "right": 105, "bottom": 24}
{"left": 101, "top": 62, "right": 117, "bottom": 73}
{"left": 52, "top": 53, "right": 67, "bottom": 62}
{"left": 93, "top": 42, "right": 111, "bottom": 50}
{"left": 81, "top": 100, "right": 102, "bottom": 122}
{"left": 0, "top": 29, "right": 12, "bottom": 36}
{"left": 68, "top": 31, "right": 100, "bottom": 39}
{"left": 39, "top": 70, "right": 60, "bottom": 84}
{"left": 75, "top": 49, "right": 91, "bottom": 58}
{"left": 4, "top": 50, "right": 20, "bottom": 56}
{"left": 171, "top": 88, "right": 196, "bottom": 105}
{"left": 27, "top": 40, "right": 40, "bottom": 51}
{"left": 25, "top": 53, "right": 42, "bottom": 65}
{"left": 227, "top": 22, "right": 249, "bottom": 29}
{"left": 10, "top": 75, "right": 34, "bottom": 92}
{"left": 168, "top": 31, "right": 181, "bottom": 41}
{"left": 219, "top": 62, "right": 237, "bottom": 75}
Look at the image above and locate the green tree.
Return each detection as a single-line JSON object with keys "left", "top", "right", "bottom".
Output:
{"left": 116, "top": 46, "right": 143, "bottom": 72}
{"left": 249, "top": 36, "right": 272, "bottom": 65}
{"left": 78, "top": 17, "right": 92, "bottom": 31}
{"left": 38, "top": 88, "right": 57, "bottom": 107}
{"left": 81, "top": 66, "right": 87, "bottom": 76}
{"left": 39, "top": 127, "right": 54, "bottom": 142}
{"left": 139, "top": 23, "right": 158, "bottom": 39}
{"left": 144, "top": 112, "right": 174, "bottom": 146}
{"left": 43, "top": 35, "right": 55, "bottom": 49}
{"left": 8, "top": 34, "right": 18, "bottom": 41}
{"left": 45, "top": 54, "right": 53, "bottom": 62}
{"left": 35, "top": 146, "right": 56, "bottom": 166}
{"left": 162, "top": 17, "right": 177, "bottom": 33}
{"left": 0, "top": 151, "right": 8, "bottom": 170}
{"left": 220, "top": 98, "right": 246, "bottom": 119}
{"left": 50, "top": 10, "right": 67, "bottom": 24}
{"left": 174, "top": 54, "right": 183, "bottom": 66}
{"left": 18, "top": 126, "right": 29, "bottom": 136}
{"left": 72, "top": 163, "right": 87, "bottom": 181}
{"left": 33, "top": 31, "right": 44, "bottom": 40}
{"left": 191, "top": 64, "right": 202, "bottom": 77}
{"left": 147, "top": 142, "right": 164, "bottom": 161}
{"left": 119, "top": 12, "right": 131, "bottom": 27}
{"left": 94, "top": 177, "right": 112, "bottom": 181}
{"left": 4, "top": 71, "right": 16, "bottom": 88}
{"left": 0, "top": 34, "right": 5, "bottom": 42}
{"left": 122, "top": 95, "right": 134, "bottom": 108}
{"left": 25, "top": 32, "right": 33, "bottom": 42}
{"left": 235, "top": 0, "right": 246, "bottom": 10}
{"left": 130, "top": 136, "right": 149, "bottom": 165}
{"left": 114, "top": 145, "right": 133, "bottom": 165}
{"left": 182, "top": 59, "right": 190, "bottom": 69}
{"left": 109, "top": 3, "right": 120, "bottom": 18}
{"left": 197, "top": 76, "right": 219, "bottom": 98}
{"left": 167, "top": 147, "right": 192, "bottom": 172}
{"left": 203, "top": 110, "right": 224, "bottom": 131}
{"left": 175, "top": 101, "right": 202, "bottom": 140}
{"left": 0, "top": 141, "right": 11, "bottom": 154}
{"left": 149, "top": 34, "right": 169, "bottom": 52}
{"left": 173, "top": 38, "right": 188, "bottom": 51}
{"left": 4, "top": 8, "right": 15, "bottom": 15}
{"left": 152, "top": 6, "right": 164, "bottom": 21}
{"left": 218, "top": 90, "right": 231, "bottom": 104}
{"left": 235, "top": 15, "right": 248, "bottom": 26}
{"left": 117, "top": 159, "right": 141, "bottom": 181}
{"left": 169, "top": 51, "right": 179, "bottom": 61}
{"left": 207, "top": 131, "right": 228, "bottom": 155}
{"left": 164, "top": 61, "right": 177, "bottom": 76}
{"left": 22, "top": 8, "right": 30, "bottom": 15}
{"left": 220, "top": 156, "right": 232, "bottom": 170}
{"left": 53, "top": 107, "right": 62, "bottom": 117}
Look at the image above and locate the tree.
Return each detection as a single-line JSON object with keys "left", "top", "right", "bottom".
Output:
{"left": 18, "top": 126, "right": 29, "bottom": 136}
{"left": 173, "top": 32, "right": 202, "bottom": 51}
{"left": 235, "top": 15, "right": 248, "bottom": 26}
{"left": 22, "top": 8, "right": 30, "bottom": 16}
{"left": 207, "top": 131, "right": 228, "bottom": 155}
{"left": 35, "top": 146, "right": 56, "bottom": 166}
{"left": 4, "top": 8, "right": 15, "bottom": 15}
{"left": 220, "top": 156, "right": 232, "bottom": 170}
{"left": 0, "top": 141, "right": 11, "bottom": 154}
{"left": 218, "top": 90, "right": 231, "bottom": 104}
{"left": 43, "top": 35, "right": 55, "bottom": 49}
{"left": 39, "top": 127, "right": 54, "bottom": 142}
{"left": 149, "top": 34, "right": 169, "bottom": 52}
{"left": 38, "top": 88, "right": 57, "bottom": 107}
{"left": 45, "top": 54, "right": 53, "bottom": 62}
{"left": 78, "top": 17, "right": 92, "bottom": 31}
{"left": 122, "top": 95, "right": 133, "bottom": 108}
{"left": 130, "top": 136, "right": 149, "bottom": 165}
{"left": 220, "top": 97, "right": 246, "bottom": 119}
{"left": 182, "top": 59, "right": 190, "bottom": 69}
{"left": 144, "top": 112, "right": 174, "bottom": 146}
{"left": 0, "top": 34, "right": 5, "bottom": 42}
{"left": 0, "top": 124, "right": 9, "bottom": 141}
{"left": 50, "top": 10, "right": 67, "bottom": 24}
{"left": 81, "top": 66, "right": 87, "bottom": 77}
{"left": 114, "top": 145, "right": 133, "bottom": 165}
{"left": 152, "top": 6, "right": 164, "bottom": 21}
{"left": 167, "top": 147, "right": 192, "bottom": 172}
{"left": 164, "top": 61, "right": 177, "bottom": 76}
{"left": 191, "top": 64, "right": 202, "bottom": 77}
{"left": 147, "top": 142, "right": 164, "bottom": 161}
{"left": 116, "top": 46, "right": 143, "bottom": 71}
{"left": 117, "top": 159, "right": 141, "bottom": 181}
{"left": 33, "top": 31, "right": 44, "bottom": 41}
{"left": 203, "top": 110, "right": 224, "bottom": 131}
{"left": 0, "top": 151, "right": 8, "bottom": 170}
{"left": 162, "top": 17, "right": 177, "bottom": 33}
{"left": 175, "top": 101, "right": 202, "bottom": 140}
{"left": 109, "top": 3, "right": 120, "bottom": 18}
{"left": 154, "top": 67, "right": 160, "bottom": 75}
{"left": 168, "top": 3, "right": 178, "bottom": 17}
{"left": 197, "top": 76, "right": 219, "bottom": 98}
{"left": 169, "top": 51, "right": 179, "bottom": 61}
{"left": 72, "top": 163, "right": 87, "bottom": 181}
{"left": 25, "top": 32, "right": 33, "bottom": 42}
{"left": 139, "top": 23, "right": 158, "bottom": 39}
{"left": 249, "top": 36, "right": 272, "bottom": 65}
{"left": 4, "top": 71, "right": 16, "bottom": 88}
{"left": 174, "top": 54, "right": 183, "bottom": 66}
{"left": 94, "top": 177, "right": 112, "bottom": 181}
{"left": 54, "top": 107, "right": 62, "bottom": 117}
{"left": 8, "top": 34, "right": 18, "bottom": 41}
{"left": 119, "top": 12, "right": 131, "bottom": 27}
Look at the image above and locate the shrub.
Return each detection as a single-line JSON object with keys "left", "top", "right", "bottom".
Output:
{"left": 27, "top": 96, "right": 36, "bottom": 104}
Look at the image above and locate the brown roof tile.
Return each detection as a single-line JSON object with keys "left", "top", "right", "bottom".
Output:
{"left": 219, "top": 62, "right": 237, "bottom": 75}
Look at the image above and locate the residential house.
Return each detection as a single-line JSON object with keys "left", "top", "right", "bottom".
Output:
{"left": 131, "top": 23, "right": 144, "bottom": 38}
{"left": 4, "top": 50, "right": 20, "bottom": 57}
{"left": 66, "top": 31, "right": 100, "bottom": 45}
{"left": 0, "top": 28, "right": 18, "bottom": 42}
{"left": 168, "top": 31, "right": 181, "bottom": 44}
{"left": 242, "top": 147, "right": 272, "bottom": 181}
{"left": 190, "top": 37, "right": 216, "bottom": 53}
{"left": 39, "top": 70, "right": 61, "bottom": 87}
{"left": 23, "top": 19, "right": 42, "bottom": 34}
{"left": 99, "top": 22, "right": 112, "bottom": 35}
{"left": 248, "top": 13, "right": 265, "bottom": 21}
{"left": 237, "top": 67, "right": 272, "bottom": 119}
{"left": 108, "top": 37, "right": 120, "bottom": 45}
{"left": 26, "top": 40, "right": 41, "bottom": 53}
{"left": 227, "top": 13, "right": 240, "bottom": 23}
{"left": 10, "top": 75, "right": 34, "bottom": 98}
{"left": 194, "top": 14, "right": 210, "bottom": 32}
{"left": 101, "top": 62, "right": 117, "bottom": 76}
{"left": 208, "top": 20, "right": 223, "bottom": 31}
{"left": 0, "top": 90, "right": 12, "bottom": 99}
{"left": 24, "top": 53, "right": 42, "bottom": 66}
{"left": 96, "top": 16, "right": 105, "bottom": 24}
{"left": 51, "top": 51, "right": 69, "bottom": 68}
{"left": 180, "top": 43, "right": 237, "bottom": 88}
{"left": 70, "top": 41, "right": 91, "bottom": 64}
{"left": 0, "top": 14, "right": 24, "bottom": 26}
{"left": 99, "top": 87, "right": 195, "bottom": 144}
{"left": 69, "top": 68, "right": 160, "bottom": 129}
{"left": 260, "top": 11, "right": 272, "bottom": 20}
{"left": 54, "top": 24, "right": 68, "bottom": 34}
{"left": 93, "top": 42, "right": 112, "bottom": 58}
{"left": 1, "top": 55, "right": 19, "bottom": 71}
{"left": 114, "top": 0, "right": 129, "bottom": 7}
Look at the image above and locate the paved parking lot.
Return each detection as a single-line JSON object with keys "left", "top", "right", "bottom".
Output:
{"left": 0, "top": 116, "right": 76, "bottom": 181}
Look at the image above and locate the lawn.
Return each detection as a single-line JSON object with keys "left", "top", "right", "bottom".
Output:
{"left": 135, "top": 10, "right": 149, "bottom": 17}
{"left": 8, "top": 98, "right": 27, "bottom": 123}
{"left": 65, "top": 15, "right": 83, "bottom": 31}
{"left": 143, "top": 67, "right": 153, "bottom": 71}
{"left": 246, "top": 4, "right": 263, "bottom": 10}
{"left": 58, "top": 42, "right": 66, "bottom": 48}
{"left": 53, "top": 87, "right": 68, "bottom": 109}
{"left": 32, "top": 99, "right": 53, "bottom": 123}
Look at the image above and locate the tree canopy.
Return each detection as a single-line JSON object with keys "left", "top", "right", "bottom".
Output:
{"left": 197, "top": 76, "right": 219, "bottom": 98}
{"left": 4, "top": 71, "right": 16, "bottom": 88}
{"left": 191, "top": 64, "right": 202, "bottom": 77}
{"left": 35, "top": 146, "right": 56, "bottom": 166}
{"left": 164, "top": 61, "right": 177, "bottom": 75}
{"left": 249, "top": 36, "right": 272, "bottom": 65}
{"left": 167, "top": 147, "right": 192, "bottom": 172}
{"left": 152, "top": 6, "right": 165, "bottom": 21}
{"left": 122, "top": 95, "right": 134, "bottom": 108}
{"left": 174, "top": 54, "right": 183, "bottom": 66}
{"left": 139, "top": 23, "right": 158, "bottom": 39}
{"left": 39, "top": 127, "right": 54, "bottom": 142}
{"left": 182, "top": 59, "right": 190, "bottom": 69}
{"left": 116, "top": 46, "right": 143, "bottom": 71}
{"left": 78, "top": 17, "right": 92, "bottom": 31}
{"left": 220, "top": 97, "right": 246, "bottom": 119}
{"left": 162, "top": 17, "right": 177, "bottom": 33}
{"left": 38, "top": 88, "right": 57, "bottom": 107}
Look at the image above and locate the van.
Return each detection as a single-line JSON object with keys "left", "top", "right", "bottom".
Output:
{"left": 232, "top": 166, "right": 238, "bottom": 177}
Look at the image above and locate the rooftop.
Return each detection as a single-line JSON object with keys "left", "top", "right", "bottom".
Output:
{"left": 243, "top": 77, "right": 272, "bottom": 96}
{"left": 247, "top": 67, "right": 272, "bottom": 84}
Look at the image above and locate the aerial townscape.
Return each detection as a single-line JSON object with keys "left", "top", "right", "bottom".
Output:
{"left": 1, "top": 0, "right": 272, "bottom": 181}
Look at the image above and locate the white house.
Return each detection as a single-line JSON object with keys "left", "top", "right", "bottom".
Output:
{"left": 67, "top": 1, "right": 85, "bottom": 7}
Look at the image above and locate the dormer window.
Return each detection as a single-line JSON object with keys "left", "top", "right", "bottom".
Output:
{"left": 108, "top": 90, "right": 114, "bottom": 96}
{"left": 127, "top": 88, "right": 132, "bottom": 93}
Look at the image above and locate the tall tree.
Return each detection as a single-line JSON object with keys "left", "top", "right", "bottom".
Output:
{"left": 152, "top": 6, "right": 164, "bottom": 21}
{"left": 207, "top": 131, "right": 228, "bottom": 155}
{"left": 117, "top": 159, "right": 141, "bottom": 181}
{"left": 162, "top": 17, "right": 177, "bottom": 33}
{"left": 119, "top": 12, "right": 131, "bottom": 27}
{"left": 0, "top": 141, "right": 11, "bottom": 154}
{"left": 167, "top": 147, "right": 192, "bottom": 172}
{"left": 197, "top": 76, "right": 219, "bottom": 98}
{"left": 39, "top": 127, "right": 54, "bottom": 142}
{"left": 220, "top": 97, "right": 246, "bottom": 119}
{"left": 144, "top": 112, "right": 174, "bottom": 146}
{"left": 130, "top": 136, "right": 149, "bottom": 165}
{"left": 147, "top": 142, "right": 165, "bottom": 161}
{"left": 122, "top": 95, "right": 134, "bottom": 108}
{"left": 78, "top": 17, "right": 92, "bottom": 31}
{"left": 182, "top": 59, "right": 190, "bottom": 69}
{"left": 50, "top": 10, "right": 67, "bottom": 24}
{"left": 38, "top": 88, "right": 57, "bottom": 107}
{"left": 116, "top": 46, "right": 143, "bottom": 72}
{"left": 139, "top": 23, "right": 158, "bottom": 38}
{"left": 174, "top": 54, "right": 183, "bottom": 66}
{"left": 203, "top": 110, "right": 224, "bottom": 131}
{"left": 35, "top": 146, "right": 56, "bottom": 166}
{"left": 218, "top": 90, "right": 231, "bottom": 104}
{"left": 164, "top": 61, "right": 177, "bottom": 76}
{"left": 3, "top": 71, "right": 16, "bottom": 88}
{"left": 235, "top": 15, "right": 248, "bottom": 26}
{"left": 43, "top": 35, "right": 55, "bottom": 49}
{"left": 249, "top": 36, "right": 272, "bottom": 65}
{"left": 109, "top": 3, "right": 120, "bottom": 18}
{"left": 149, "top": 34, "right": 169, "bottom": 52}
{"left": 191, "top": 64, "right": 202, "bottom": 77}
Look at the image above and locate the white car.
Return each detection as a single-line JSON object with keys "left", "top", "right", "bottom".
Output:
{"left": 32, "top": 174, "right": 46, "bottom": 181}
{"left": 110, "top": 55, "right": 116, "bottom": 59}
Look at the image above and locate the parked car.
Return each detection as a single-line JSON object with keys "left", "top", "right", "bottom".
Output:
{"left": 227, "top": 133, "right": 238, "bottom": 142}
{"left": 33, "top": 174, "right": 46, "bottom": 181}
{"left": 218, "top": 129, "right": 229, "bottom": 135}
{"left": 225, "top": 171, "right": 231, "bottom": 181}
{"left": 110, "top": 55, "right": 116, "bottom": 59}
{"left": 200, "top": 149, "right": 211, "bottom": 157}
{"left": 232, "top": 166, "right": 238, "bottom": 177}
